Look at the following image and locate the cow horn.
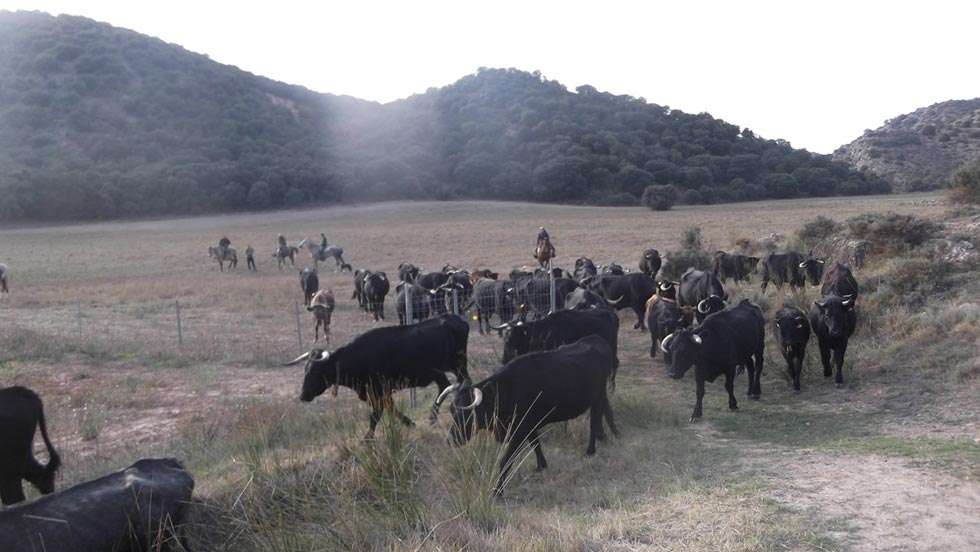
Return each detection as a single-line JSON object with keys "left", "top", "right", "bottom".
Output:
{"left": 697, "top": 299, "right": 709, "bottom": 314}
{"left": 660, "top": 332, "right": 676, "bottom": 353}
{"left": 816, "top": 259, "right": 825, "bottom": 264}
{"left": 433, "top": 384, "right": 459, "bottom": 412}
{"left": 798, "top": 261, "right": 807, "bottom": 268}
{"left": 692, "top": 334, "right": 703, "bottom": 345}
{"left": 490, "top": 322, "right": 511, "bottom": 331}
{"left": 605, "top": 295, "right": 624, "bottom": 305}
{"left": 659, "top": 282, "right": 670, "bottom": 291}
{"left": 283, "top": 351, "right": 311, "bottom": 366}
{"left": 460, "top": 387, "right": 483, "bottom": 410}
{"left": 842, "top": 297, "right": 853, "bottom": 307}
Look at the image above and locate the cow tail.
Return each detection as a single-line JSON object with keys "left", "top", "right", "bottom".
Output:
{"left": 36, "top": 399, "right": 61, "bottom": 474}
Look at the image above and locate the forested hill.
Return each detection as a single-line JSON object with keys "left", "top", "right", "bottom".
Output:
{"left": 0, "top": 11, "right": 889, "bottom": 222}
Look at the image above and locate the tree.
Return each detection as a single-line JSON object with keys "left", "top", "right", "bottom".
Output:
{"left": 246, "top": 181, "right": 272, "bottom": 209}
{"left": 948, "top": 159, "right": 980, "bottom": 204}
{"left": 641, "top": 184, "right": 678, "bottom": 211}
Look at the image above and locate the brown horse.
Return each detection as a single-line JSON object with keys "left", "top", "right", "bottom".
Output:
{"left": 533, "top": 239, "right": 556, "bottom": 268}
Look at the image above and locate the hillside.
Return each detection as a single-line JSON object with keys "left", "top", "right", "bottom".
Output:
{"left": 834, "top": 99, "right": 980, "bottom": 191}
{"left": 0, "top": 11, "right": 890, "bottom": 222}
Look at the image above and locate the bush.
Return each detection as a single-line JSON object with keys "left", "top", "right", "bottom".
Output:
{"left": 641, "top": 185, "right": 678, "bottom": 211}
{"left": 661, "top": 225, "right": 712, "bottom": 280}
{"left": 948, "top": 159, "right": 980, "bottom": 205}
{"left": 797, "top": 216, "right": 841, "bottom": 247}
{"left": 592, "top": 191, "right": 638, "bottom": 206}
{"left": 846, "top": 212, "right": 940, "bottom": 253}
{"left": 678, "top": 188, "right": 704, "bottom": 205}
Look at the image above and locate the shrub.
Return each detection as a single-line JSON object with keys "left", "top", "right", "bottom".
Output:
{"left": 797, "top": 216, "right": 841, "bottom": 248}
{"left": 661, "top": 225, "right": 712, "bottom": 280}
{"left": 948, "top": 159, "right": 980, "bottom": 205}
{"left": 641, "top": 185, "right": 678, "bottom": 211}
{"left": 678, "top": 188, "right": 704, "bottom": 205}
{"left": 846, "top": 212, "right": 940, "bottom": 253}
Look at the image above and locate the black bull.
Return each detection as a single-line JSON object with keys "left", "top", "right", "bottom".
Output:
{"left": 294, "top": 314, "right": 470, "bottom": 437}
{"left": 594, "top": 273, "right": 658, "bottom": 330}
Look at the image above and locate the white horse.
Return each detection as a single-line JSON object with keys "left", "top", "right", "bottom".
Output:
{"left": 299, "top": 239, "right": 346, "bottom": 271}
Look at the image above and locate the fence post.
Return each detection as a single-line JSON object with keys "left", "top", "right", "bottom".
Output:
{"left": 405, "top": 284, "right": 414, "bottom": 325}
{"left": 548, "top": 260, "right": 557, "bottom": 314}
{"left": 451, "top": 288, "right": 459, "bottom": 316}
{"left": 175, "top": 300, "right": 183, "bottom": 348}
{"left": 294, "top": 301, "right": 304, "bottom": 351}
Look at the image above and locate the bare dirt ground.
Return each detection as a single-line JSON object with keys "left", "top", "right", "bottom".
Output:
{"left": 2, "top": 193, "right": 977, "bottom": 550}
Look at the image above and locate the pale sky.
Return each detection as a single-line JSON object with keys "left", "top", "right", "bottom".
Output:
{"left": 3, "top": 0, "right": 979, "bottom": 153}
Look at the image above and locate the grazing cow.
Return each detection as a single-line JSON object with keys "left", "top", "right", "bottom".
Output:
{"left": 809, "top": 294, "right": 856, "bottom": 387}
{"left": 600, "top": 272, "right": 658, "bottom": 330}
{"left": 820, "top": 262, "right": 859, "bottom": 300}
{"left": 0, "top": 458, "right": 194, "bottom": 552}
{"left": 661, "top": 299, "right": 766, "bottom": 421}
{"left": 292, "top": 315, "right": 470, "bottom": 436}
{"left": 677, "top": 268, "right": 728, "bottom": 323}
{"left": 300, "top": 267, "right": 319, "bottom": 305}
{"left": 645, "top": 294, "right": 689, "bottom": 363}
{"left": 0, "top": 387, "right": 60, "bottom": 505}
{"left": 435, "top": 335, "right": 618, "bottom": 495}
{"left": 494, "top": 308, "right": 620, "bottom": 386}
{"left": 398, "top": 263, "right": 421, "bottom": 283}
{"left": 307, "top": 289, "right": 336, "bottom": 342}
{"left": 351, "top": 269, "right": 371, "bottom": 310}
{"left": 712, "top": 252, "right": 760, "bottom": 283}
{"left": 395, "top": 282, "right": 436, "bottom": 325}
{"left": 773, "top": 305, "right": 811, "bottom": 393}
{"left": 564, "top": 287, "right": 609, "bottom": 311}
{"left": 363, "top": 271, "right": 390, "bottom": 321}
{"left": 0, "top": 263, "right": 8, "bottom": 293}
{"left": 208, "top": 246, "right": 237, "bottom": 271}
{"left": 469, "top": 269, "right": 498, "bottom": 285}
{"left": 639, "top": 249, "right": 662, "bottom": 278}
{"left": 798, "top": 252, "right": 826, "bottom": 286}
{"left": 573, "top": 257, "right": 598, "bottom": 283}
{"left": 760, "top": 251, "right": 807, "bottom": 291}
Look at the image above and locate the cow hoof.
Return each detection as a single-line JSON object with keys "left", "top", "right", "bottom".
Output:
{"left": 689, "top": 416, "right": 701, "bottom": 423}
{"left": 793, "top": 388, "right": 801, "bottom": 394}
{"left": 835, "top": 382, "right": 844, "bottom": 389}
{"left": 586, "top": 447, "right": 596, "bottom": 456}
{"left": 750, "top": 394, "right": 760, "bottom": 401}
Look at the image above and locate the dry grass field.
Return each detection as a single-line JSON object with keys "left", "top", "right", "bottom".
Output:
{"left": 2, "top": 192, "right": 979, "bottom": 551}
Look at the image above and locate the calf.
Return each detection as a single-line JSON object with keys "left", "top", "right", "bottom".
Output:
{"left": 363, "top": 271, "right": 390, "bottom": 321}
{"left": 661, "top": 299, "right": 766, "bottom": 421}
{"left": 0, "top": 458, "right": 194, "bottom": 552}
{"left": 0, "top": 386, "right": 60, "bottom": 505}
{"left": 809, "top": 294, "right": 857, "bottom": 387}
{"left": 773, "top": 305, "right": 811, "bottom": 393}
{"left": 299, "top": 267, "right": 319, "bottom": 305}
{"left": 436, "top": 335, "right": 617, "bottom": 495}
{"left": 307, "top": 289, "right": 336, "bottom": 342}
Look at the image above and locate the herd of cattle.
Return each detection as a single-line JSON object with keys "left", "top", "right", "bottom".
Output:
{"left": 0, "top": 241, "right": 860, "bottom": 549}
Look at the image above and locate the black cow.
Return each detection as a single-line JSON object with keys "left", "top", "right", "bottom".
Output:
{"left": 820, "top": 262, "right": 859, "bottom": 300}
{"left": 645, "top": 294, "right": 689, "bottom": 364}
{"left": 573, "top": 257, "right": 598, "bottom": 283}
{"left": 639, "top": 249, "right": 662, "bottom": 278}
{"left": 600, "top": 263, "right": 626, "bottom": 275}
{"left": 363, "top": 271, "right": 390, "bottom": 321}
{"left": 0, "top": 387, "right": 60, "bottom": 505}
{"left": 678, "top": 268, "right": 727, "bottom": 323}
{"left": 761, "top": 252, "right": 806, "bottom": 291}
{"left": 417, "top": 271, "right": 453, "bottom": 314}
{"left": 436, "top": 335, "right": 618, "bottom": 495}
{"left": 351, "top": 269, "right": 369, "bottom": 309}
{"left": 395, "top": 282, "right": 436, "bottom": 325}
{"left": 443, "top": 270, "right": 474, "bottom": 314}
{"left": 798, "top": 251, "right": 826, "bottom": 286}
{"left": 661, "top": 299, "right": 766, "bottom": 421}
{"left": 471, "top": 278, "right": 499, "bottom": 334}
{"left": 712, "top": 252, "right": 760, "bottom": 283}
{"left": 293, "top": 314, "right": 470, "bottom": 437}
{"left": 513, "top": 275, "right": 579, "bottom": 319}
{"left": 564, "top": 287, "right": 609, "bottom": 311}
{"left": 601, "top": 272, "right": 658, "bottom": 330}
{"left": 809, "top": 294, "right": 856, "bottom": 387}
{"left": 300, "top": 267, "right": 319, "bottom": 305}
{"left": 398, "top": 263, "right": 420, "bottom": 283}
{"left": 0, "top": 458, "right": 194, "bottom": 552}
{"left": 495, "top": 308, "right": 619, "bottom": 386}
{"left": 773, "top": 305, "right": 811, "bottom": 393}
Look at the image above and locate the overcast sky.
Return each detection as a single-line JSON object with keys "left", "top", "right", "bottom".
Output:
{"left": 4, "top": 1, "right": 978, "bottom": 153}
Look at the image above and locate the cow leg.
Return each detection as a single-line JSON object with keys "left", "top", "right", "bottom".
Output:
{"left": 724, "top": 369, "right": 738, "bottom": 412}
{"left": 691, "top": 377, "right": 705, "bottom": 422}
{"left": 833, "top": 342, "right": 848, "bottom": 387}
{"left": 529, "top": 429, "right": 548, "bottom": 471}
{"left": 752, "top": 352, "right": 764, "bottom": 399}
{"left": 745, "top": 359, "right": 757, "bottom": 399}
{"left": 792, "top": 354, "right": 802, "bottom": 393}
{"left": 817, "top": 337, "right": 832, "bottom": 378}
{"left": 366, "top": 401, "right": 384, "bottom": 439}
{"left": 602, "top": 392, "right": 620, "bottom": 437}
{"left": 392, "top": 407, "right": 415, "bottom": 427}
{"left": 632, "top": 304, "right": 646, "bottom": 330}
{"left": 0, "top": 477, "right": 26, "bottom": 506}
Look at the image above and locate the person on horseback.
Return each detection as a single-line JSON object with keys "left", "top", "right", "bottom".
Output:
{"left": 319, "top": 232, "right": 329, "bottom": 255}
{"left": 536, "top": 227, "right": 550, "bottom": 248}
{"left": 218, "top": 236, "right": 231, "bottom": 256}
{"left": 534, "top": 226, "right": 555, "bottom": 267}
{"left": 277, "top": 234, "right": 287, "bottom": 249}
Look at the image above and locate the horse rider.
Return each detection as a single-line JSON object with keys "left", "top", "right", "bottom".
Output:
{"left": 218, "top": 236, "right": 231, "bottom": 256}
{"left": 319, "top": 232, "right": 328, "bottom": 255}
{"left": 277, "top": 233, "right": 287, "bottom": 253}
{"left": 245, "top": 245, "right": 256, "bottom": 271}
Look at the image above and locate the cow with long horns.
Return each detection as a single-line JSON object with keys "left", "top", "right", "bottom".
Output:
{"left": 677, "top": 268, "right": 727, "bottom": 323}
{"left": 661, "top": 299, "right": 766, "bottom": 421}
{"left": 291, "top": 314, "right": 469, "bottom": 437}
{"left": 434, "top": 335, "right": 618, "bottom": 495}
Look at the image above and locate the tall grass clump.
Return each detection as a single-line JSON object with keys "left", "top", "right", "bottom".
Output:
{"left": 661, "top": 226, "right": 713, "bottom": 280}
